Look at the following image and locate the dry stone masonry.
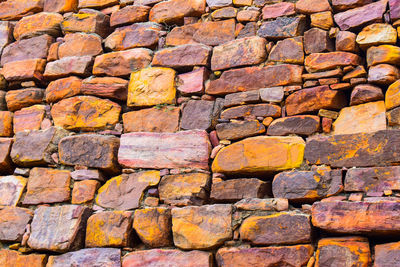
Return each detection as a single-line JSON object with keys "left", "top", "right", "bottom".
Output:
{"left": 1, "top": 0, "right": 400, "bottom": 266}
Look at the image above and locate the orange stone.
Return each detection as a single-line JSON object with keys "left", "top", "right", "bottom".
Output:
{"left": 93, "top": 48, "right": 153, "bottom": 77}
{"left": 123, "top": 106, "right": 180, "bottom": 133}
{"left": 193, "top": 19, "right": 235, "bottom": 46}
{"left": 6, "top": 88, "right": 44, "bottom": 112}
{"left": 86, "top": 211, "right": 133, "bottom": 248}
{"left": 367, "top": 45, "right": 400, "bottom": 67}
{"left": 13, "top": 105, "right": 46, "bottom": 133}
{"left": 0, "top": 250, "right": 47, "bottom": 267}
{"left": 295, "top": 0, "right": 331, "bottom": 14}
{"left": 1, "top": 59, "right": 46, "bottom": 82}
{"left": 152, "top": 44, "right": 211, "bottom": 68}
{"left": 105, "top": 22, "right": 162, "bottom": 51}
{"left": 165, "top": 23, "right": 201, "bottom": 46}
{"left": 149, "top": 0, "right": 206, "bottom": 24}
{"left": 0, "top": 111, "right": 13, "bottom": 137}
{"left": 315, "top": 237, "right": 371, "bottom": 267}
{"left": 81, "top": 76, "right": 128, "bottom": 101}
{"left": 78, "top": 0, "right": 118, "bottom": 9}
{"left": 310, "top": 11, "right": 334, "bottom": 30}
{"left": 110, "top": 5, "right": 151, "bottom": 27}
{"left": 386, "top": 80, "right": 400, "bottom": 110}
{"left": 45, "top": 76, "right": 82, "bottom": 103}
{"left": 61, "top": 9, "right": 110, "bottom": 38}
{"left": 22, "top": 167, "right": 71, "bottom": 205}
{"left": 13, "top": 12, "right": 63, "bottom": 40}
{"left": 58, "top": 33, "right": 103, "bottom": 58}
{"left": 44, "top": 0, "right": 78, "bottom": 13}
{"left": 44, "top": 56, "right": 94, "bottom": 80}
{"left": 0, "top": 139, "right": 13, "bottom": 175}
{"left": 71, "top": 179, "right": 100, "bottom": 204}
{"left": 51, "top": 96, "right": 121, "bottom": 131}
{"left": 305, "top": 51, "right": 362, "bottom": 72}
{"left": 0, "top": 0, "right": 43, "bottom": 21}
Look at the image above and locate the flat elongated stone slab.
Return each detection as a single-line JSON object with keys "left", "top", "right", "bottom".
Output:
{"left": 305, "top": 130, "right": 400, "bottom": 168}
{"left": 211, "top": 178, "right": 270, "bottom": 202}
{"left": 305, "top": 52, "right": 362, "bottom": 73}
{"left": 123, "top": 249, "right": 212, "bottom": 267}
{"left": 118, "top": 130, "right": 211, "bottom": 170}
{"left": 312, "top": 201, "right": 400, "bottom": 234}
{"left": 28, "top": 205, "right": 91, "bottom": 252}
{"left": 47, "top": 248, "right": 121, "bottom": 267}
{"left": 0, "top": 0, "right": 43, "bottom": 21}
{"left": 212, "top": 136, "right": 305, "bottom": 175}
{"left": 216, "top": 245, "right": 313, "bottom": 267}
{"left": 240, "top": 212, "right": 311, "bottom": 245}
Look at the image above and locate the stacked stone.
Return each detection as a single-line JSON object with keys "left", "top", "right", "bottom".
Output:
{"left": 0, "top": 0, "right": 400, "bottom": 266}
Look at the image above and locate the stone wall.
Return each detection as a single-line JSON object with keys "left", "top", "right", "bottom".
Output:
{"left": 0, "top": 0, "right": 399, "bottom": 266}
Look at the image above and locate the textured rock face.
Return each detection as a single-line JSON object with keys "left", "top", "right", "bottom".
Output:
{"left": 0, "top": 175, "right": 26, "bottom": 206}
{"left": 0, "top": 207, "right": 33, "bottom": 241}
{"left": 47, "top": 248, "right": 121, "bottom": 267}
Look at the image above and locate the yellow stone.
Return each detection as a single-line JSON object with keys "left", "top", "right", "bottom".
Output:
{"left": 386, "top": 80, "right": 400, "bottom": 110}
{"left": 356, "top": 23, "right": 397, "bottom": 50}
{"left": 332, "top": 101, "right": 386, "bottom": 135}
{"left": 367, "top": 45, "right": 400, "bottom": 67}
{"left": 13, "top": 12, "right": 63, "bottom": 40}
{"left": 310, "top": 11, "right": 334, "bottom": 30}
{"left": 127, "top": 67, "right": 176, "bottom": 107}
{"left": 212, "top": 136, "right": 305, "bottom": 175}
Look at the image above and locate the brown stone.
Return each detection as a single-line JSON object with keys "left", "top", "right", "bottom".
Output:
{"left": 119, "top": 130, "right": 211, "bottom": 170}
{"left": 11, "top": 127, "right": 68, "bottom": 167}
{"left": 374, "top": 241, "right": 400, "bottom": 267}
{"left": 28, "top": 205, "right": 91, "bottom": 252}
{"left": 343, "top": 65, "right": 367, "bottom": 81}
{"left": 23, "top": 167, "right": 70, "bottom": 205}
{"left": 58, "top": 33, "right": 102, "bottom": 58}
{"left": 207, "top": 0, "right": 232, "bottom": 9}
{"left": 211, "top": 7, "right": 237, "bottom": 19}
{"left": 273, "top": 167, "right": 343, "bottom": 202}
{"left": 350, "top": 84, "right": 383, "bottom": 105}
{"left": 193, "top": 19, "right": 235, "bottom": 46}
{"left": 86, "top": 211, "right": 133, "bottom": 248}
{"left": 224, "top": 90, "right": 260, "bottom": 108}
{"left": 45, "top": 76, "right": 82, "bottom": 103}
{"left": 220, "top": 104, "right": 281, "bottom": 120}
{"left": 312, "top": 200, "right": 400, "bottom": 234}
{"left": 72, "top": 180, "right": 99, "bottom": 204}
{"left": 234, "top": 198, "right": 289, "bottom": 211}
{"left": 81, "top": 76, "right": 128, "bottom": 101}
{"left": 336, "top": 31, "right": 358, "bottom": 52}
{"left": 305, "top": 52, "right": 362, "bottom": 72}
{"left": 333, "top": 0, "right": 387, "bottom": 31}
{"left": 345, "top": 166, "right": 400, "bottom": 195}
{"left": 2, "top": 59, "right": 46, "bottom": 82}
{"left": 0, "top": 175, "right": 26, "bottom": 206}
{"left": 13, "top": 105, "right": 45, "bottom": 133}
{"left": 172, "top": 204, "right": 232, "bottom": 249}
{"left": 47, "top": 248, "right": 120, "bottom": 267}
{"left": 258, "top": 16, "right": 306, "bottom": 39}
{"left": 305, "top": 130, "right": 400, "bottom": 167}
{"left": 44, "top": 56, "right": 93, "bottom": 80}
{"left": 93, "top": 48, "right": 153, "bottom": 77}
{"left": 122, "top": 250, "right": 212, "bottom": 267}
{"left": 96, "top": 171, "right": 160, "bottom": 210}
{"left": 211, "top": 36, "right": 266, "bottom": 71}
{"left": 387, "top": 106, "right": 400, "bottom": 126}
{"left": 44, "top": 0, "right": 78, "bottom": 13}
{"left": 13, "top": 12, "right": 62, "bottom": 40}
{"left": 159, "top": 172, "right": 210, "bottom": 205}
{"left": 177, "top": 67, "right": 208, "bottom": 95}
{"left": 123, "top": 107, "right": 180, "bottom": 133}
{"left": 367, "top": 45, "right": 400, "bottom": 67}
{"left": 149, "top": 0, "right": 205, "bottom": 24}
{"left": 267, "top": 115, "right": 320, "bottom": 136}
{"left": 105, "top": 22, "right": 161, "bottom": 51}
{"left": 59, "top": 134, "right": 120, "bottom": 174}
{"left": 180, "top": 100, "right": 215, "bottom": 131}
{"left": 1, "top": 35, "right": 53, "bottom": 66}
{"left": 216, "top": 245, "right": 314, "bottom": 267}
{"left": 51, "top": 95, "right": 120, "bottom": 131}
{"left": 165, "top": 23, "right": 201, "bottom": 46}
{"left": 216, "top": 120, "right": 265, "bottom": 140}
{"left": 110, "top": 5, "right": 151, "bottom": 27}
{"left": 295, "top": 0, "right": 331, "bottom": 14}
{"left": 5, "top": 88, "right": 44, "bottom": 112}
{"left": 268, "top": 36, "right": 304, "bottom": 64}
{"left": 262, "top": 2, "right": 295, "bottom": 20}
{"left": 0, "top": 207, "right": 33, "bottom": 242}
{"left": 240, "top": 212, "right": 311, "bottom": 245}
{"left": 0, "top": 0, "right": 44, "bottom": 21}
{"left": 285, "top": 85, "right": 347, "bottom": 116}
{"left": 237, "top": 10, "right": 259, "bottom": 22}
{"left": 206, "top": 65, "right": 303, "bottom": 95}
{"left": 61, "top": 9, "right": 110, "bottom": 38}
{"left": 78, "top": 0, "right": 118, "bottom": 9}
{"left": 368, "top": 64, "right": 400, "bottom": 85}
{"left": 0, "top": 111, "right": 13, "bottom": 137}
{"left": 332, "top": 0, "right": 373, "bottom": 11}
{"left": 211, "top": 178, "right": 270, "bottom": 202}
{"left": 332, "top": 101, "right": 386, "bottom": 135}
{"left": 152, "top": 44, "right": 211, "bottom": 68}
{"left": 212, "top": 136, "right": 305, "bottom": 175}
{"left": 0, "top": 139, "right": 13, "bottom": 175}
{"left": 315, "top": 237, "right": 371, "bottom": 267}
{"left": 133, "top": 207, "right": 172, "bottom": 247}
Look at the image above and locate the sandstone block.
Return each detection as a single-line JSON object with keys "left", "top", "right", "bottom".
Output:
{"left": 374, "top": 241, "right": 400, "bottom": 267}
{"left": 13, "top": 12, "right": 62, "bottom": 40}
{"left": 58, "top": 33, "right": 102, "bottom": 58}
{"left": 193, "top": 19, "right": 235, "bottom": 46}
{"left": 45, "top": 76, "right": 82, "bottom": 103}
{"left": 267, "top": 115, "right": 320, "bottom": 136}
{"left": 81, "top": 76, "right": 128, "bottom": 101}
{"left": 61, "top": 9, "right": 110, "bottom": 38}
{"left": 149, "top": 0, "right": 206, "bottom": 24}
{"left": 216, "top": 120, "right": 265, "bottom": 140}
{"left": 304, "top": 28, "right": 334, "bottom": 54}
{"left": 357, "top": 23, "right": 397, "bottom": 49}
{"left": 13, "top": 105, "right": 46, "bottom": 133}
{"left": 180, "top": 100, "right": 215, "bottom": 130}
{"left": 258, "top": 16, "right": 306, "bottom": 39}
{"left": 305, "top": 52, "right": 362, "bottom": 72}
{"left": 0, "top": 0, "right": 44, "bottom": 21}
{"left": 47, "top": 248, "right": 120, "bottom": 267}
{"left": 153, "top": 44, "right": 211, "bottom": 69}
{"left": 110, "top": 5, "right": 151, "bottom": 27}
{"left": 44, "top": 56, "right": 93, "bottom": 79}
{"left": 211, "top": 178, "right": 270, "bottom": 202}
{"left": 0, "top": 111, "right": 13, "bottom": 137}
{"left": 2, "top": 59, "right": 46, "bottom": 82}
{"left": 0, "top": 175, "right": 26, "bottom": 206}
{"left": 262, "top": 2, "right": 295, "bottom": 20}
{"left": 367, "top": 45, "right": 400, "bottom": 67}
{"left": 6, "top": 88, "right": 44, "bottom": 112}
{"left": 0, "top": 139, "right": 13, "bottom": 175}
{"left": 0, "top": 207, "right": 33, "bottom": 242}
{"left": 350, "top": 84, "right": 383, "bottom": 106}
{"left": 72, "top": 180, "right": 99, "bottom": 204}
{"left": 44, "top": 0, "right": 78, "bottom": 13}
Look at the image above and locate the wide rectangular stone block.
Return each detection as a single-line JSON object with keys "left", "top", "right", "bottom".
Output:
{"left": 305, "top": 130, "right": 400, "bottom": 167}
{"left": 2, "top": 59, "right": 46, "bottom": 82}
{"left": 312, "top": 201, "right": 400, "bottom": 234}
{"left": 118, "top": 130, "right": 211, "bottom": 170}
{"left": 47, "top": 248, "right": 121, "bottom": 267}
{"left": 44, "top": 56, "right": 93, "bottom": 80}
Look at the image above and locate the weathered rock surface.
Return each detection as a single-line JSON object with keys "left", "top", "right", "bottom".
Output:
{"left": 0, "top": 206, "right": 33, "bottom": 241}
{"left": 267, "top": 115, "right": 320, "bottom": 136}
{"left": 374, "top": 241, "right": 400, "bottom": 267}
{"left": 47, "top": 248, "right": 121, "bottom": 267}
{"left": 0, "top": 175, "right": 26, "bottom": 206}
{"left": 211, "top": 178, "right": 270, "bottom": 202}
